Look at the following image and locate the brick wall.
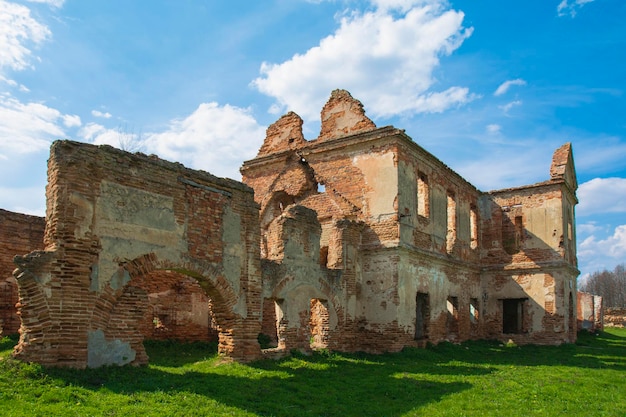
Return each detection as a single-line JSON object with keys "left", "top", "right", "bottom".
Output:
{"left": 8, "top": 89, "right": 580, "bottom": 367}
{"left": 13, "top": 140, "right": 262, "bottom": 367}
{"left": 0, "top": 209, "right": 45, "bottom": 335}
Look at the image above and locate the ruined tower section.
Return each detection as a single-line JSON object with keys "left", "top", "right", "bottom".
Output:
{"left": 243, "top": 90, "right": 399, "bottom": 353}
{"left": 392, "top": 137, "right": 484, "bottom": 345}
{"left": 12, "top": 141, "right": 262, "bottom": 367}
{"left": 0, "top": 210, "right": 45, "bottom": 336}
{"left": 242, "top": 90, "right": 483, "bottom": 353}
{"left": 480, "top": 143, "right": 579, "bottom": 344}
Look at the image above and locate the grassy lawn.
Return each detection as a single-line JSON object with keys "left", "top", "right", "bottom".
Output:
{"left": 1, "top": 328, "right": 625, "bottom": 417}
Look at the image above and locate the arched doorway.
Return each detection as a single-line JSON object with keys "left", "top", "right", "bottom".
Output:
{"left": 131, "top": 269, "right": 219, "bottom": 343}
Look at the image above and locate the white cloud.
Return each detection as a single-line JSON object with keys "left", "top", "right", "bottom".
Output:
{"left": 252, "top": 2, "right": 473, "bottom": 122}
{"left": 494, "top": 78, "right": 526, "bottom": 96}
{"left": 0, "top": 0, "right": 50, "bottom": 71}
{"left": 499, "top": 100, "right": 522, "bottom": 113}
{"left": 371, "top": 0, "right": 443, "bottom": 12}
{"left": 143, "top": 102, "right": 265, "bottom": 181}
{"left": 486, "top": 124, "right": 501, "bottom": 134}
{"left": 79, "top": 122, "right": 110, "bottom": 142}
{"left": 577, "top": 221, "right": 603, "bottom": 236}
{"left": 0, "top": 94, "right": 77, "bottom": 154}
{"left": 557, "top": 0, "right": 594, "bottom": 17}
{"left": 91, "top": 110, "right": 112, "bottom": 119}
{"left": 63, "top": 114, "right": 81, "bottom": 128}
{"left": 577, "top": 177, "right": 626, "bottom": 217}
{"left": 578, "top": 225, "right": 626, "bottom": 272}
{"left": 25, "top": 0, "right": 65, "bottom": 7}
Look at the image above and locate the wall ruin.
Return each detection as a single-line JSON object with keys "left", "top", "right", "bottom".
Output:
{"left": 577, "top": 291, "right": 604, "bottom": 332}
{"left": 0, "top": 210, "right": 45, "bottom": 336}
{"left": 4, "top": 89, "right": 580, "bottom": 367}
{"left": 12, "top": 141, "right": 262, "bottom": 367}
{"left": 604, "top": 307, "right": 626, "bottom": 328}
{"left": 242, "top": 89, "right": 580, "bottom": 352}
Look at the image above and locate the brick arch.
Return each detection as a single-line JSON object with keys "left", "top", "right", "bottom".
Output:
{"left": 269, "top": 274, "right": 342, "bottom": 351}
{"left": 118, "top": 253, "right": 248, "bottom": 358}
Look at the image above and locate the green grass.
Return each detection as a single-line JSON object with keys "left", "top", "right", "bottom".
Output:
{"left": 1, "top": 329, "right": 625, "bottom": 416}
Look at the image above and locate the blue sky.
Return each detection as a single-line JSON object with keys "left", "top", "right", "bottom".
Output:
{"left": 0, "top": 0, "right": 624, "bottom": 280}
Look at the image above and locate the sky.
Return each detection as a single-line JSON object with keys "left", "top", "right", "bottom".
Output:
{"left": 0, "top": 0, "right": 624, "bottom": 280}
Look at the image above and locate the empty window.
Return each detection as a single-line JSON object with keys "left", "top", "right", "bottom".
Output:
{"left": 447, "top": 296, "right": 459, "bottom": 335}
{"left": 446, "top": 191, "right": 457, "bottom": 253}
{"left": 470, "top": 298, "right": 479, "bottom": 324}
{"left": 260, "top": 298, "right": 282, "bottom": 349}
{"left": 319, "top": 246, "right": 329, "bottom": 267}
{"left": 502, "top": 298, "right": 526, "bottom": 334}
{"left": 470, "top": 205, "right": 478, "bottom": 250}
{"left": 503, "top": 214, "right": 523, "bottom": 255}
{"left": 415, "top": 292, "right": 430, "bottom": 340}
{"left": 309, "top": 299, "right": 330, "bottom": 349}
{"left": 417, "top": 173, "right": 430, "bottom": 218}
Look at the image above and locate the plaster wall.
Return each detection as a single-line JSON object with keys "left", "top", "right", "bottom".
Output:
{"left": 12, "top": 141, "right": 262, "bottom": 367}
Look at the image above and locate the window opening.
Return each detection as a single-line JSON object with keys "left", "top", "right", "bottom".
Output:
{"left": 502, "top": 298, "right": 525, "bottom": 334}
{"left": 470, "top": 205, "right": 478, "bottom": 250}
{"left": 415, "top": 292, "right": 430, "bottom": 340}
{"left": 446, "top": 191, "right": 457, "bottom": 253}
{"left": 447, "top": 296, "right": 459, "bottom": 336}
{"left": 259, "top": 298, "right": 281, "bottom": 349}
{"left": 470, "top": 298, "right": 479, "bottom": 324}
{"left": 319, "top": 246, "right": 329, "bottom": 267}
{"left": 417, "top": 172, "right": 430, "bottom": 218}
{"left": 309, "top": 299, "right": 330, "bottom": 349}
{"left": 503, "top": 214, "right": 523, "bottom": 255}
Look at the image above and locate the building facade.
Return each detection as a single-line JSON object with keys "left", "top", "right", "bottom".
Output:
{"left": 5, "top": 90, "right": 579, "bottom": 367}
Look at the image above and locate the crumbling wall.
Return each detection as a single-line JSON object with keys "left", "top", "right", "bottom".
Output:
{"left": 604, "top": 307, "right": 626, "bottom": 328}
{"left": 133, "top": 270, "right": 218, "bottom": 342}
{"left": 13, "top": 141, "right": 262, "bottom": 367}
{"left": 480, "top": 144, "right": 579, "bottom": 344}
{"left": 3, "top": 89, "right": 581, "bottom": 366}
{"left": 244, "top": 89, "right": 579, "bottom": 354}
{"left": 260, "top": 206, "right": 341, "bottom": 353}
{"left": 0, "top": 210, "right": 45, "bottom": 335}
{"left": 577, "top": 291, "right": 604, "bottom": 332}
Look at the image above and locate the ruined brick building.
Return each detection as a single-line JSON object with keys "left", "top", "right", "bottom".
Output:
{"left": 2, "top": 90, "right": 579, "bottom": 367}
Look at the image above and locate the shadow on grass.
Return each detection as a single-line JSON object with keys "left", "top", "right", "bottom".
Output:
{"left": 142, "top": 339, "right": 219, "bottom": 367}
{"left": 43, "top": 348, "right": 473, "bottom": 417}
{"left": 22, "top": 329, "right": 626, "bottom": 416}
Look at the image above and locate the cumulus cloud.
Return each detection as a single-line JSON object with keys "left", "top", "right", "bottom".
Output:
{"left": 0, "top": 0, "right": 51, "bottom": 72}
{"left": 577, "top": 221, "right": 603, "bottom": 236}
{"left": 578, "top": 225, "right": 626, "bottom": 272}
{"left": 577, "top": 177, "right": 626, "bottom": 217}
{"left": 78, "top": 123, "right": 120, "bottom": 146}
{"left": 91, "top": 110, "right": 112, "bottom": 119}
{"left": 557, "top": 0, "right": 594, "bottom": 17}
{"left": 142, "top": 102, "right": 265, "bottom": 181}
{"left": 494, "top": 78, "right": 526, "bottom": 96}
{"left": 0, "top": 94, "right": 79, "bottom": 154}
{"left": 63, "top": 114, "right": 81, "bottom": 127}
{"left": 252, "top": 2, "right": 474, "bottom": 122}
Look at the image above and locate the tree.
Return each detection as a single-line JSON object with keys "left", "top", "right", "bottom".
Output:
{"left": 579, "top": 263, "right": 626, "bottom": 308}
